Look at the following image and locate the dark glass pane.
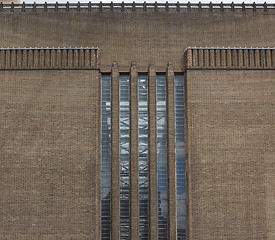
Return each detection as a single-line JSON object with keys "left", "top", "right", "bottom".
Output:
{"left": 156, "top": 74, "right": 168, "bottom": 239}
{"left": 175, "top": 74, "right": 186, "bottom": 239}
{"left": 120, "top": 74, "right": 130, "bottom": 239}
{"left": 138, "top": 74, "right": 149, "bottom": 239}
{"left": 101, "top": 74, "right": 111, "bottom": 239}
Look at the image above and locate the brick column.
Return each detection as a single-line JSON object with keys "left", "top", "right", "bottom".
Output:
{"left": 166, "top": 62, "right": 177, "bottom": 240}
{"left": 111, "top": 62, "right": 120, "bottom": 240}
{"left": 130, "top": 62, "right": 139, "bottom": 239}
{"left": 148, "top": 63, "right": 158, "bottom": 240}
{"left": 96, "top": 70, "right": 101, "bottom": 240}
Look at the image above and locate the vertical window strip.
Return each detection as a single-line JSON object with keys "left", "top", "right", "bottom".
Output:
{"left": 101, "top": 73, "right": 185, "bottom": 240}
{"left": 138, "top": 75, "right": 149, "bottom": 240}
{"left": 101, "top": 74, "right": 111, "bottom": 240}
{"left": 120, "top": 74, "right": 130, "bottom": 239}
{"left": 156, "top": 74, "right": 168, "bottom": 240}
{"left": 175, "top": 74, "right": 186, "bottom": 240}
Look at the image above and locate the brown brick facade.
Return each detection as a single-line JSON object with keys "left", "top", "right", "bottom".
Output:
{"left": 185, "top": 49, "right": 275, "bottom": 240}
{"left": 0, "top": 69, "right": 101, "bottom": 239}
{"left": 0, "top": 4, "right": 275, "bottom": 240}
{"left": 0, "top": 3, "right": 275, "bottom": 71}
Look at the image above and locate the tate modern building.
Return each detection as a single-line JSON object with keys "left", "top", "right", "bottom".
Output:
{"left": 0, "top": 2, "right": 274, "bottom": 240}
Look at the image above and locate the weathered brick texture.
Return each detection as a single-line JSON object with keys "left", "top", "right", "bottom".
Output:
{"left": 0, "top": 70, "right": 100, "bottom": 240}
{"left": 185, "top": 51, "right": 275, "bottom": 239}
{"left": 0, "top": 4, "right": 275, "bottom": 71}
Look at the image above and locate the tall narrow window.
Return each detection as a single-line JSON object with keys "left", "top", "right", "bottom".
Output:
{"left": 101, "top": 74, "right": 111, "bottom": 240}
{"left": 175, "top": 74, "right": 186, "bottom": 240}
{"left": 138, "top": 75, "right": 149, "bottom": 239}
{"left": 156, "top": 74, "right": 168, "bottom": 240}
{"left": 120, "top": 74, "right": 130, "bottom": 239}
{"left": 101, "top": 72, "right": 186, "bottom": 240}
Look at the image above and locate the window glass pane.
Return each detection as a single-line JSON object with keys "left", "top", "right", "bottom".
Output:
{"left": 138, "top": 74, "right": 149, "bottom": 239}
{"left": 101, "top": 74, "right": 111, "bottom": 240}
{"left": 101, "top": 73, "right": 186, "bottom": 240}
{"left": 175, "top": 74, "right": 186, "bottom": 240}
{"left": 157, "top": 74, "right": 168, "bottom": 239}
{"left": 120, "top": 74, "right": 130, "bottom": 239}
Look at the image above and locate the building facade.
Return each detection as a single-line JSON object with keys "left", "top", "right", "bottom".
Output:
{"left": 0, "top": 3, "right": 274, "bottom": 240}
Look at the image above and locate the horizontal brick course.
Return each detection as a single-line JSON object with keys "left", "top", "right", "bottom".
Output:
{"left": 0, "top": 48, "right": 100, "bottom": 70}
{"left": 185, "top": 48, "right": 275, "bottom": 70}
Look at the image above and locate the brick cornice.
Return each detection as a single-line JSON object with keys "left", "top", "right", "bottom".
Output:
{"left": 0, "top": 2, "right": 274, "bottom": 12}
{"left": 0, "top": 48, "right": 100, "bottom": 70}
{"left": 184, "top": 48, "right": 275, "bottom": 70}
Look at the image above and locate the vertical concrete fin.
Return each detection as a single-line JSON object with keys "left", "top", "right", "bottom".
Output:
{"left": 209, "top": 2, "right": 213, "bottom": 11}
{"left": 209, "top": 49, "right": 215, "bottom": 67}
{"left": 148, "top": 63, "right": 158, "bottom": 240}
{"left": 73, "top": 49, "right": 79, "bottom": 68}
{"left": 0, "top": 48, "right": 100, "bottom": 70}
{"left": 216, "top": 49, "right": 221, "bottom": 68}
{"left": 176, "top": 1, "right": 180, "bottom": 12}
{"left": 68, "top": 49, "right": 73, "bottom": 69}
{"left": 266, "top": 49, "right": 271, "bottom": 68}
{"left": 10, "top": 49, "right": 16, "bottom": 69}
{"left": 6, "top": 50, "right": 9, "bottom": 69}
{"left": 185, "top": 49, "right": 193, "bottom": 68}
{"left": 0, "top": 50, "right": 5, "bottom": 69}
{"left": 272, "top": 49, "right": 275, "bottom": 68}
{"left": 260, "top": 50, "right": 267, "bottom": 68}
{"left": 33, "top": 49, "right": 39, "bottom": 68}
{"left": 243, "top": 49, "right": 249, "bottom": 68}
{"left": 28, "top": 49, "right": 34, "bottom": 69}
{"left": 132, "top": 1, "right": 136, "bottom": 11}
{"left": 221, "top": 49, "right": 226, "bottom": 67}
{"left": 165, "top": 1, "right": 169, "bottom": 11}
{"left": 185, "top": 48, "right": 275, "bottom": 70}
{"left": 39, "top": 49, "right": 44, "bottom": 69}
{"left": 242, "top": 2, "right": 245, "bottom": 11}
{"left": 199, "top": 49, "right": 204, "bottom": 67}
{"left": 231, "top": 2, "right": 235, "bottom": 11}
{"left": 111, "top": 61, "right": 121, "bottom": 240}
{"left": 22, "top": 2, "right": 25, "bottom": 12}
{"left": 227, "top": 49, "right": 232, "bottom": 67}
{"left": 166, "top": 62, "right": 177, "bottom": 240}
{"left": 22, "top": 49, "right": 28, "bottom": 69}
{"left": 92, "top": 49, "right": 98, "bottom": 69}
{"left": 79, "top": 49, "right": 84, "bottom": 69}
{"left": 143, "top": 2, "right": 147, "bottom": 11}
{"left": 255, "top": 49, "right": 260, "bottom": 68}
{"left": 16, "top": 50, "right": 22, "bottom": 69}
{"left": 187, "top": 2, "right": 191, "bottom": 11}
{"left": 238, "top": 49, "right": 244, "bottom": 68}
{"left": 204, "top": 49, "right": 210, "bottom": 67}
{"left": 44, "top": 2, "right": 47, "bottom": 11}
{"left": 250, "top": 49, "right": 255, "bottom": 68}
{"left": 154, "top": 1, "right": 158, "bottom": 11}
{"left": 84, "top": 49, "right": 90, "bottom": 68}
{"left": 45, "top": 49, "right": 51, "bottom": 68}
{"left": 232, "top": 49, "right": 238, "bottom": 68}
{"left": 61, "top": 49, "right": 67, "bottom": 69}
{"left": 56, "top": 49, "right": 62, "bottom": 69}
{"left": 130, "top": 61, "right": 139, "bottom": 240}
{"left": 50, "top": 49, "right": 56, "bottom": 68}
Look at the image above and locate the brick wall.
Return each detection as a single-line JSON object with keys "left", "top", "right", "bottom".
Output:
{"left": 185, "top": 49, "right": 275, "bottom": 240}
{"left": 0, "top": 68, "right": 101, "bottom": 239}
{"left": 0, "top": 4, "right": 274, "bottom": 71}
